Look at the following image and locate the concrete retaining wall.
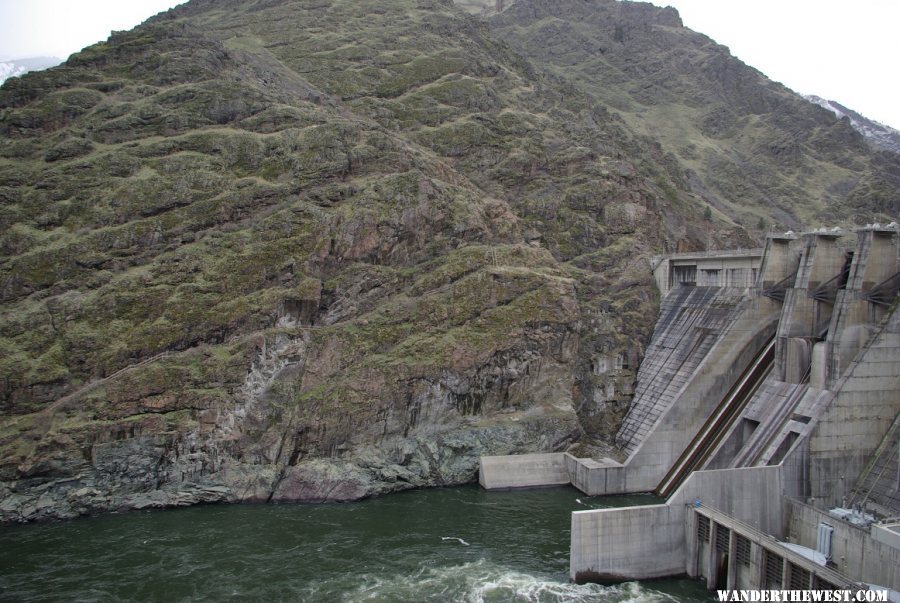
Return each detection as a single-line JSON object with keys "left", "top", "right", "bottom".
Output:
{"left": 571, "top": 503, "right": 684, "bottom": 582}
{"left": 570, "top": 465, "right": 785, "bottom": 582}
{"left": 670, "top": 466, "right": 786, "bottom": 537}
{"left": 478, "top": 453, "right": 569, "bottom": 489}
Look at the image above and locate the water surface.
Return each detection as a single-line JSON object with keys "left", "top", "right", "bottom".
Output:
{"left": 0, "top": 485, "right": 712, "bottom": 602}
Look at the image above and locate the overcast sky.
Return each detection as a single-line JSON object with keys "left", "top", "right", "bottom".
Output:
{"left": 0, "top": 0, "right": 186, "bottom": 60}
{"left": 0, "top": 0, "right": 897, "bottom": 128}
{"left": 657, "top": 0, "right": 899, "bottom": 129}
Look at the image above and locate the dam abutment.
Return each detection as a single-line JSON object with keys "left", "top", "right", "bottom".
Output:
{"left": 479, "top": 225, "right": 900, "bottom": 592}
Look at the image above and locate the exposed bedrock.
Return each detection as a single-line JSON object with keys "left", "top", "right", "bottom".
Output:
{"left": 0, "top": 325, "right": 582, "bottom": 521}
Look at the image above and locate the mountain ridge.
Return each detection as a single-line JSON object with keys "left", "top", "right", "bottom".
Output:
{"left": 489, "top": 0, "right": 899, "bottom": 226}
{"left": 804, "top": 94, "right": 900, "bottom": 156}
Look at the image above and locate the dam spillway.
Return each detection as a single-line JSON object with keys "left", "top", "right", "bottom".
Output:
{"left": 480, "top": 225, "right": 900, "bottom": 592}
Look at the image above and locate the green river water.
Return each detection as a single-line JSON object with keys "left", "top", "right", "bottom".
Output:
{"left": 0, "top": 485, "right": 712, "bottom": 602}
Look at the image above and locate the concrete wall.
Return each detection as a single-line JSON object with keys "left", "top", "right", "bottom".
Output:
{"left": 570, "top": 465, "right": 785, "bottom": 582}
{"left": 780, "top": 433, "right": 810, "bottom": 501}
{"left": 670, "top": 466, "right": 786, "bottom": 537}
{"left": 620, "top": 305, "right": 777, "bottom": 492}
{"left": 566, "top": 454, "right": 626, "bottom": 494}
{"left": 653, "top": 250, "right": 763, "bottom": 296}
{"left": 827, "top": 228, "right": 899, "bottom": 389}
{"left": 774, "top": 233, "right": 847, "bottom": 382}
{"left": 872, "top": 523, "right": 900, "bottom": 550}
{"left": 478, "top": 453, "right": 569, "bottom": 489}
{"left": 799, "top": 234, "right": 847, "bottom": 290}
{"left": 785, "top": 498, "right": 900, "bottom": 589}
{"left": 571, "top": 503, "right": 685, "bottom": 582}
{"left": 758, "top": 235, "right": 801, "bottom": 290}
{"left": 617, "top": 286, "right": 749, "bottom": 454}
{"left": 808, "top": 308, "right": 900, "bottom": 506}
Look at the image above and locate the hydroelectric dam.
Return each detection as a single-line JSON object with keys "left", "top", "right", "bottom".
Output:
{"left": 480, "top": 225, "right": 900, "bottom": 592}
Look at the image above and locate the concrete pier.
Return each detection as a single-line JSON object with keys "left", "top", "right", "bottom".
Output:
{"left": 774, "top": 231, "right": 848, "bottom": 383}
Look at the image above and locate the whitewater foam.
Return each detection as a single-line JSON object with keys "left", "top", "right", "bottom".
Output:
{"left": 346, "top": 559, "right": 678, "bottom": 603}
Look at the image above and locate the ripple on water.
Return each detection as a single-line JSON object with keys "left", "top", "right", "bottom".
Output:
{"left": 346, "top": 559, "right": 680, "bottom": 603}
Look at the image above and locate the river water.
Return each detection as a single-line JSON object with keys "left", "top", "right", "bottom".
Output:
{"left": 0, "top": 485, "right": 712, "bottom": 602}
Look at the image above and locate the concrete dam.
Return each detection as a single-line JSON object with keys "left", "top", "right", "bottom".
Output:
{"left": 480, "top": 225, "right": 900, "bottom": 592}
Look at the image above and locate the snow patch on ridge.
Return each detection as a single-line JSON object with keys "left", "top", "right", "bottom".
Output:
{"left": 804, "top": 94, "right": 900, "bottom": 155}
{"left": 0, "top": 57, "right": 61, "bottom": 86}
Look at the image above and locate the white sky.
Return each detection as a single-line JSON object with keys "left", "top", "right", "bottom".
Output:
{"left": 0, "top": 0, "right": 185, "bottom": 60}
{"left": 0, "top": 0, "right": 897, "bottom": 128}
{"left": 654, "top": 0, "right": 900, "bottom": 129}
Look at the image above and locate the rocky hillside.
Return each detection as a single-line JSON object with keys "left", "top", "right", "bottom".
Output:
{"left": 488, "top": 0, "right": 900, "bottom": 228}
{"left": 804, "top": 95, "right": 900, "bottom": 156}
{"left": 0, "top": 0, "right": 896, "bottom": 521}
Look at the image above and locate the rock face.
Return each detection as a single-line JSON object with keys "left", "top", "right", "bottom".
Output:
{"left": 0, "top": 0, "right": 896, "bottom": 522}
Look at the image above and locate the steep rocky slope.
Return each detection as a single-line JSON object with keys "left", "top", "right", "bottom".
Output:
{"left": 0, "top": 0, "right": 675, "bottom": 520}
{"left": 0, "top": 0, "right": 896, "bottom": 521}
{"left": 488, "top": 0, "right": 900, "bottom": 227}
{"left": 805, "top": 95, "right": 900, "bottom": 156}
